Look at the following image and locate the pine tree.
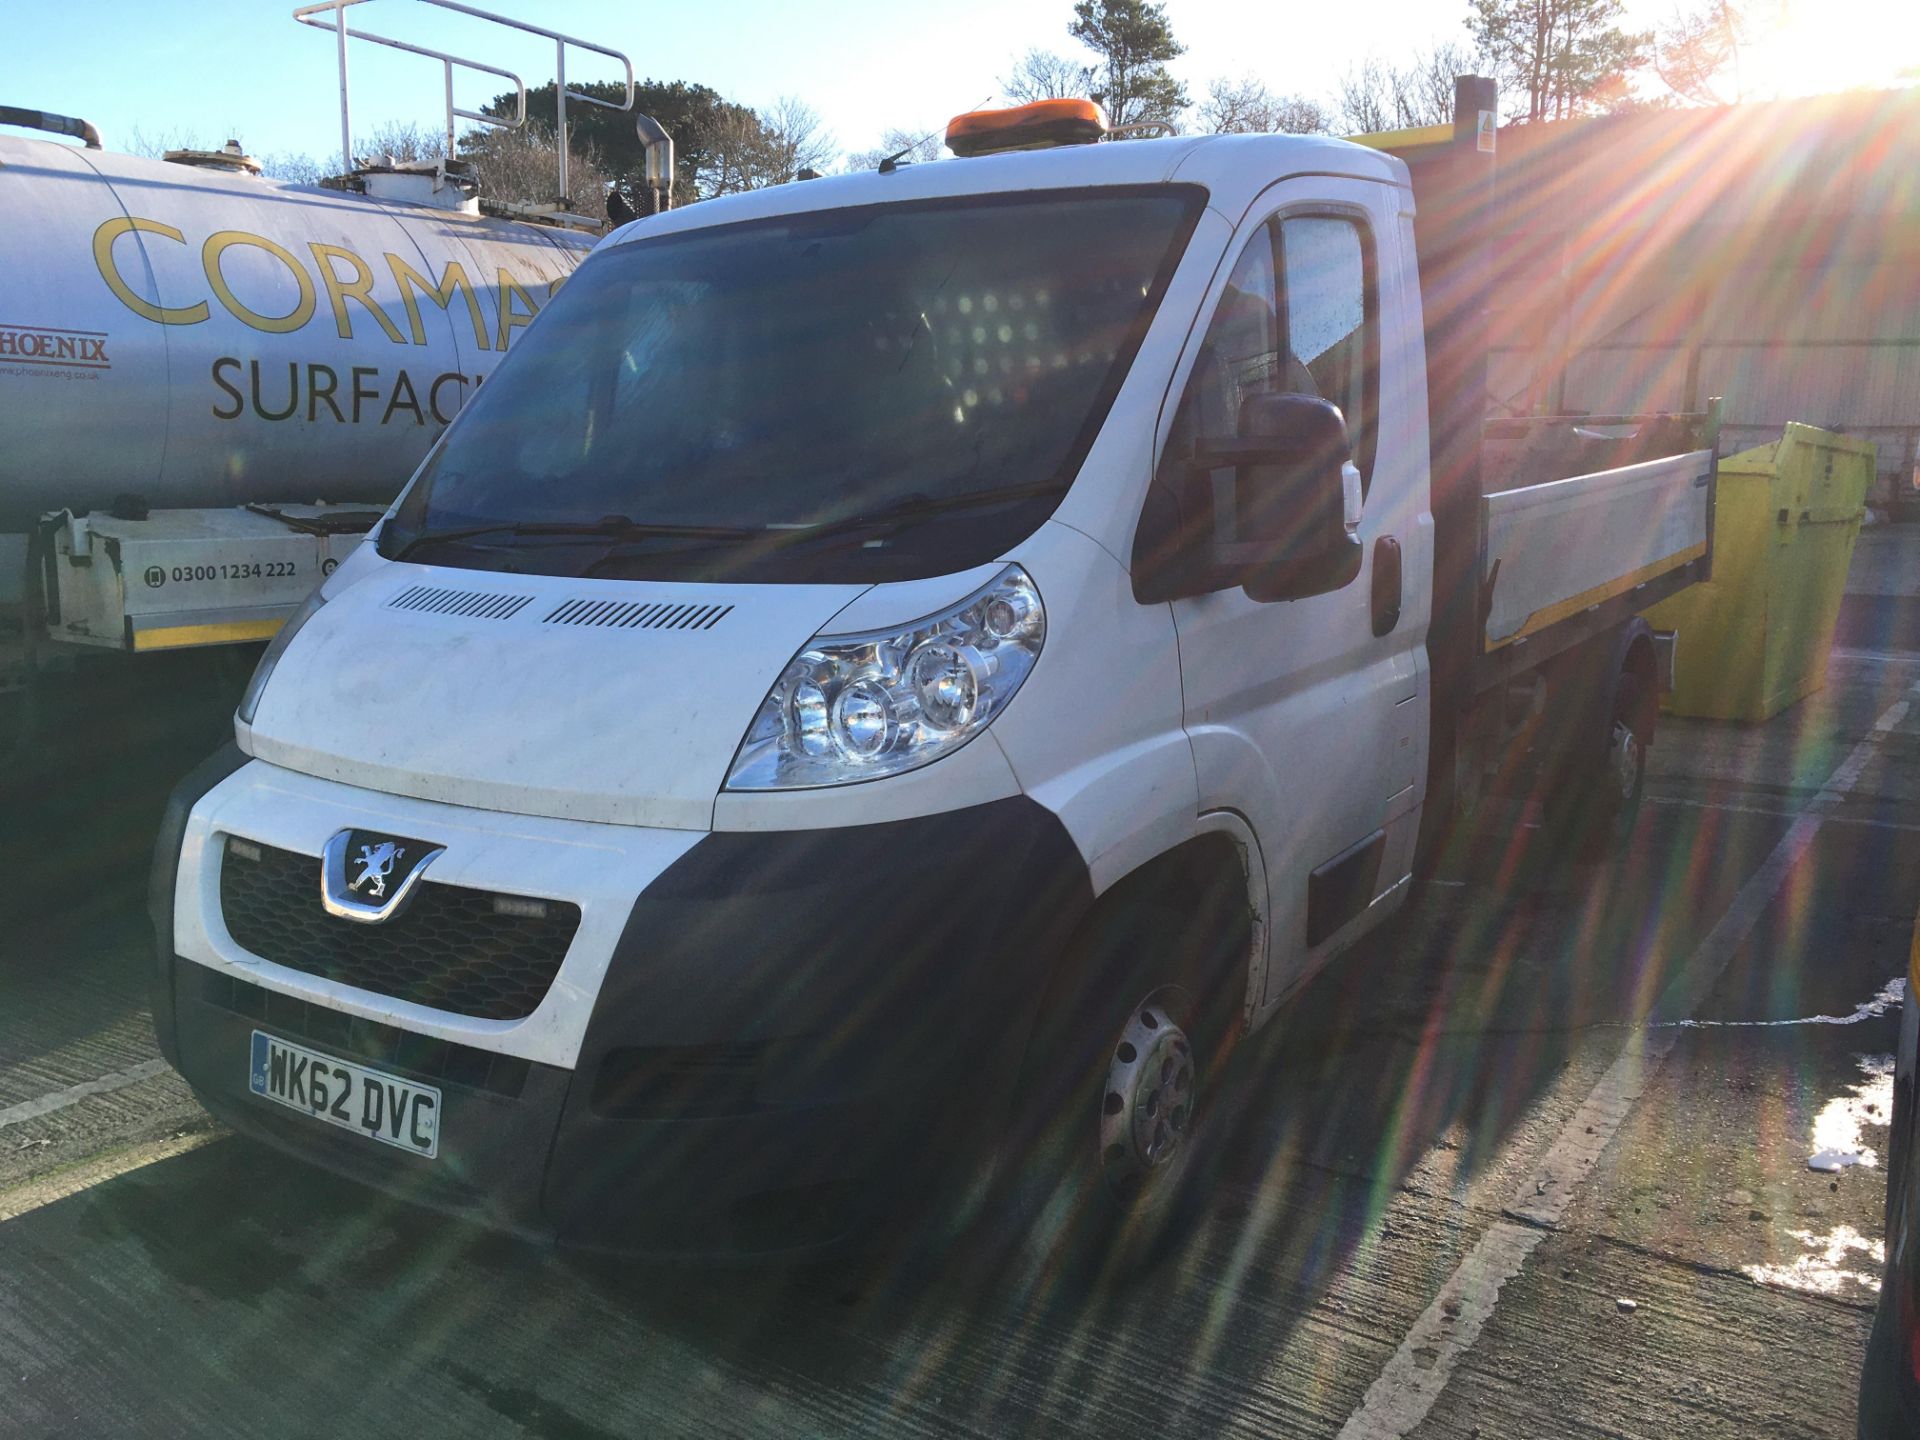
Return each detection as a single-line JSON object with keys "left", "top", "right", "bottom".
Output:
{"left": 1467, "top": 0, "right": 1652, "bottom": 122}
{"left": 1067, "top": 0, "right": 1189, "bottom": 131}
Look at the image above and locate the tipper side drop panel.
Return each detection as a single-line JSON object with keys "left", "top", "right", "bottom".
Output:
{"left": 1364, "top": 81, "right": 1719, "bottom": 707}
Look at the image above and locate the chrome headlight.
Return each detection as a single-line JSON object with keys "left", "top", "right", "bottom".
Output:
{"left": 725, "top": 565, "right": 1044, "bottom": 791}
{"left": 235, "top": 585, "right": 327, "bottom": 728}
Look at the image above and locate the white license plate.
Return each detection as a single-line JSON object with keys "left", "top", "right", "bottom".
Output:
{"left": 248, "top": 1031, "right": 441, "bottom": 1159}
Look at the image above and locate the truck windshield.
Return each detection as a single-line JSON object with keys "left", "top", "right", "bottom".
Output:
{"left": 381, "top": 186, "right": 1203, "bottom": 583}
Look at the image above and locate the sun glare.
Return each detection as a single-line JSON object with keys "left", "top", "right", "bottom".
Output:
{"left": 1728, "top": 0, "right": 1920, "bottom": 100}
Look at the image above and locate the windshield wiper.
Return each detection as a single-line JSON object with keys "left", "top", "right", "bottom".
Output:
{"left": 387, "top": 516, "right": 755, "bottom": 563}
{"left": 782, "top": 480, "right": 1069, "bottom": 548}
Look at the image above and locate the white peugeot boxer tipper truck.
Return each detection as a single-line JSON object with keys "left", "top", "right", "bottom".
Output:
{"left": 151, "top": 80, "right": 1718, "bottom": 1261}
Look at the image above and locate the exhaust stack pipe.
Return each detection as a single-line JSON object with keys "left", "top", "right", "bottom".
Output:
{"left": 634, "top": 113, "right": 673, "bottom": 214}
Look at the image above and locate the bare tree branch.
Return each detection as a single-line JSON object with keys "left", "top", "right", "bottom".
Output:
{"left": 697, "top": 97, "right": 837, "bottom": 198}
{"left": 125, "top": 126, "right": 205, "bottom": 158}
{"left": 1003, "top": 48, "right": 1092, "bottom": 103}
{"left": 1394, "top": 42, "right": 1481, "bottom": 126}
{"left": 260, "top": 153, "right": 326, "bottom": 185}
{"left": 1198, "top": 76, "right": 1331, "bottom": 135}
{"left": 843, "top": 126, "right": 946, "bottom": 173}
{"left": 1335, "top": 58, "right": 1396, "bottom": 134}
{"left": 361, "top": 120, "right": 445, "bottom": 165}
{"left": 1336, "top": 43, "right": 1497, "bottom": 133}
{"left": 461, "top": 121, "right": 613, "bottom": 219}
{"left": 763, "top": 95, "right": 838, "bottom": 176}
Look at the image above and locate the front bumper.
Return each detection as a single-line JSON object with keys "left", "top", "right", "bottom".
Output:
{"left": 155, "top": 759, "right": 1093, "bottom": 1257}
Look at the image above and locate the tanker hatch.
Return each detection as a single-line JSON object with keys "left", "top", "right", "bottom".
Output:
{"left": 162, "top": 139, "right": 263, "bottom": 176}
{"left": 352, "top": 156, "right": 481, "bottom": 214}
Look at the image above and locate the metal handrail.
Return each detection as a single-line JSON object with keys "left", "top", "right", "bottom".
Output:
{"left": 293, "top": 1, "right": 636, "bottom": 208}
{"left": 293, "top": 0, "right": 526, "bottom": 180}
{"left": 415, "top": 0, "right": 636, "bottom": 205}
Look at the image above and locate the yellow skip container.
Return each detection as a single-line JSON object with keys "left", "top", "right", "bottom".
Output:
{"left": 1644, "top": 424, "right": 1875, "bottom": 722}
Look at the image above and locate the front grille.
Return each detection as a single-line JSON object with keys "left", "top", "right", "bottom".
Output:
{"left": 218, "top": 839, "right": 580, "bottom": 1022}
{"left": 195, "top": 968, "right": 532, "bottom": 1097}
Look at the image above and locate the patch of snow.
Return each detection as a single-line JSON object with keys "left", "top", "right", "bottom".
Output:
{"left": 1674, "top": 976, "right": 1904, "bottom": 1030}
{"left": 1805, "top": 1054, "right": 1894, "bottom": 1173}
{"left": 1807, "top": 1149, "right": 1866, "bottom": 1173}
{"left": 1745, "top": 1224, "right": 1885, "bottom": 1297}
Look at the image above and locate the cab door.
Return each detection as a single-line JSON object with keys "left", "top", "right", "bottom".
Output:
{"left": 1153, "top": 179, "right": 1422, "bottom": 1008}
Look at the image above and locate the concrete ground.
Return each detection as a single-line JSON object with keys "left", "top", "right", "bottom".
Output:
{"left": 1, "top": 526, "right": 1916, "bottom": 1439}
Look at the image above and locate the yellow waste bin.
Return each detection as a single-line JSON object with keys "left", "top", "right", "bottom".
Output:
{"left": 1644, "top": 423, "right": 1875, "bottom": 722}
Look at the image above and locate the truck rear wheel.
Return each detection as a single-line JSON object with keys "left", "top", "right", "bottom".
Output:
{"left": 1555, "top": 668, "right": 1653, "bottom": 863}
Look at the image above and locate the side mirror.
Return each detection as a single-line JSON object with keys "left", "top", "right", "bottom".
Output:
{"left": 1193, "top": 393, "right": 1362, "bottom": 601}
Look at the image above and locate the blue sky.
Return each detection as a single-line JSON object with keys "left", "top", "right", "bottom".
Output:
{"left": 4, "top": 1, "right": 1915, "bottom": 166}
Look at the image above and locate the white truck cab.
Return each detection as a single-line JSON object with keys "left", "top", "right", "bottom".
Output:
{"left": 151, "top": 85, "right": 1717, "bottom": 1260}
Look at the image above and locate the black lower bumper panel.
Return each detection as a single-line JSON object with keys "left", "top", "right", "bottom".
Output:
{"left": 160, "top": 792, "right": 1092, "bottom": 1257}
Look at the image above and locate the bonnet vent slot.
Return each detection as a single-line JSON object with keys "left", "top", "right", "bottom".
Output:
{"left": 387, "top": 584, "right": 534, "bottom": 619}
{"left": 544, "top": 599, "right": 734, "bottom": 631}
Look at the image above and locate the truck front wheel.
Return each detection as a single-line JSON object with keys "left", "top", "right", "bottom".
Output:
{"left": 995, "top": 902, "right": 1230, "bottom": 1286}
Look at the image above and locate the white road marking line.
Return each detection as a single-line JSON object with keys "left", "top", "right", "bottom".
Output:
{"left": 1835, "top": 646, "right": 1920, "bottom": 667}
{"left": 0, "top": 1058, "right": 170, "bottom": 1131}
{"left": 1647, "top": 794, "right": 1920, "bottom": 836}
{"left": 1338, "top": 679, "right": 1919, "bottom": 1439}
{"left": 0, "top": 1129, "right": 219, "bottom": 1223}
{"left": 1336, "top": 1220, "right": 1548, "bottom": 1437}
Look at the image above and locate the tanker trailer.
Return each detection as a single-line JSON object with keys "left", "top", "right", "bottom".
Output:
{"left": 0, "top": 121, "right": 591, "bottom": 668}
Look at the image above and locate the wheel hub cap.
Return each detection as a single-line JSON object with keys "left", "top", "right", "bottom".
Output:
{"left": 1610, "top": 720, "right": 1641, "bottom": 801}
{"left": 1098, "top": 1003, "right": 1194, "bottom": 1195}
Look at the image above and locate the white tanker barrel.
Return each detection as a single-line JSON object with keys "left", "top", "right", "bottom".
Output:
{"left": 0, "top": 134, "right": 591, "bottom": 535}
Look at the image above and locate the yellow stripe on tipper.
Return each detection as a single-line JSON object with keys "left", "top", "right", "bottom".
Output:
{"left": 133, "top": 618, "right": 285, "bottom": 652}
{"left": 1485, "top": 542, "right": 1707, "bottom": 652}
{"left": 1346, "top": 122, "right": 1454, "bottom": 153}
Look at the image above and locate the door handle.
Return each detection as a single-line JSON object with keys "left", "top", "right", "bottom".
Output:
{"left": 1371, "top": 536, "right": 1402, "bottom": 637}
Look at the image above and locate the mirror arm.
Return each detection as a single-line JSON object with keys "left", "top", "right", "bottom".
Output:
{"left": 1213, "top": 539, "right": 1283, "bottom": 570}
{"left": 1187, "top": 438, "right": 1289, "bottom": 472}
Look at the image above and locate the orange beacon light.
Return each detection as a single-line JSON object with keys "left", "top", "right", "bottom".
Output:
{"left": 945, "top": 99, "right": 1110, "bottom": 158}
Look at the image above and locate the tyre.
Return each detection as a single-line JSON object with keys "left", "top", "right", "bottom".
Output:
{"left": 1552, "top": 667, "right": 1653, "bottom": 864}
{"left": 993, "top": 899, "right": 1239, "bottom": 1289}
